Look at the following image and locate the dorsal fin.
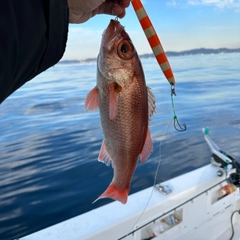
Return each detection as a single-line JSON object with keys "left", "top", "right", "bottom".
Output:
{"left": 147, "top": 86, "right": 156, "bottom": 121}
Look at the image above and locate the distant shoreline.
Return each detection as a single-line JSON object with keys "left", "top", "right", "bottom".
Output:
{"left": 59, "top": 47, "right": 240, "bottom": 64}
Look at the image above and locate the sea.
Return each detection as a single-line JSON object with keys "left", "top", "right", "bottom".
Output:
{"left": 0, "top": 53, "right": 240, "bottom": 240}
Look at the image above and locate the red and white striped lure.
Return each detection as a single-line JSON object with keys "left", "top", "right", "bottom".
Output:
{"left": 131, "top": 0, "right": 176, "bottom": 87}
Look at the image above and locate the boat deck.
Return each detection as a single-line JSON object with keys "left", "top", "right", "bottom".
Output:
{"left": 20, "top": 164, "right": 240, "bottom": 240}
{"left": 218, "top": 223, "right": 240, "bottom": 240}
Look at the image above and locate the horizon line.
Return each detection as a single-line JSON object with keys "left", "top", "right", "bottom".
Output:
{"left": 60, "top": 47, "right": 240, "bottom": 62}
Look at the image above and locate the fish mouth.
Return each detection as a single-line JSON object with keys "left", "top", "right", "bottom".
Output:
{"left": 102, "top": 20, "right": 125, "bottom": 47}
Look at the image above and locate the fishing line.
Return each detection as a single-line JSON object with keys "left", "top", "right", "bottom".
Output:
{"left": 121, "top": 117, "right": 172, "bottom": 240}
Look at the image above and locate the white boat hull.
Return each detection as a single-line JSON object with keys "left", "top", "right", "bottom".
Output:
{"left": 20, "top": 164, "right": 240, "bottom": 240}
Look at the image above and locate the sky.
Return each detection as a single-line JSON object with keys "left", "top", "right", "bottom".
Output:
{"left": 62, "top": 0, "right": 240, "bottom": 60}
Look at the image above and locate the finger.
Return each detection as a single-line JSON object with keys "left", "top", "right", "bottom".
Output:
{"left": 111, "top": 3, "right": 124, "bottom": 16}
{"left": 114, "top": 0, "right": 130, "bottom": 18}
{"left": 120, "top": 0, "right": 131, "bottom": 8}
{"left": 116, "top": 7, "right": 126, "bottom": 18}
{"left": 98, "top": 2, "right": 122, "bottom": 15}
{"left": 98, "top": 2, "right": 128, "bottom": 17}
{"left": 74, "top": 2, "right": 122, "bottom": 23}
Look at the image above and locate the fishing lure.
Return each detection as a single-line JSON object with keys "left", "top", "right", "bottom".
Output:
{"left": 131, "top": 0, "right": 175, "bottom": 87}
{"left": 131, "top": 0, "right": 186, "bottom": 132}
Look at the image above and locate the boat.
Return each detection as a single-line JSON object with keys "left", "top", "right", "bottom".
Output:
{"left": 20, "top": 128, "right": 240, "bottom": 240}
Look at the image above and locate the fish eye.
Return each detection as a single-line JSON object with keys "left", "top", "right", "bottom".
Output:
{"left": 117, "top": 40, "right": 135, "bottom": 60}
{"left": 121, "top": 44, "right": 129, "bottom": 53}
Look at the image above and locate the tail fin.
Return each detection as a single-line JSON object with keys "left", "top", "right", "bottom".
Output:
{"left": 93, "top": 183, "right": 129, "bottom": 204}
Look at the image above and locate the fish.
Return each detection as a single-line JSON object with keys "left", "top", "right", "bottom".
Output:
{"left": 84, "top": 19, "right": 156, "bottom": 204}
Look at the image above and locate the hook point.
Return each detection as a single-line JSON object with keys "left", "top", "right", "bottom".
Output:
{"left": 174, "top": 117, "right": 187, "bottom": 132}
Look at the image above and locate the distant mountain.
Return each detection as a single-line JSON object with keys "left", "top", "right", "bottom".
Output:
{"left": 142, "top": 48, "right": 240, "bottom": 58}
{"left": 58, "top": 60, "right": 80, "bottom": 64}
{"left": 59, "top": 48, "right": 240, "bottom": 64}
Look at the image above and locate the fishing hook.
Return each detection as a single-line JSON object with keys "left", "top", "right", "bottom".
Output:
{"left": 171, "top": 87, "right": 187, "bottom": 132}
{"left": 174, "top": 116, "right": 187, "bottom": 132}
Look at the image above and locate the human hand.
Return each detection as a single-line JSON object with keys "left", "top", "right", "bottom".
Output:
{"left": 67, "top": 0, "right": 131, "bottom": 24}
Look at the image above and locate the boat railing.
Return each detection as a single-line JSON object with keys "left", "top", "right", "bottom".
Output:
{"left": 118, "top": 176, "right": 233, "bottom": 240}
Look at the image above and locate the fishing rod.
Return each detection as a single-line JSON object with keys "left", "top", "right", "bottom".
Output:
{"left": 131, "top": 0, "right": 186, "bottom": 132}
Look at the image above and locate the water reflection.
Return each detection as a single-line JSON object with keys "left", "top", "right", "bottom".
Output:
{"left": 0, "top": 53, "right": 239, "bottom": 239}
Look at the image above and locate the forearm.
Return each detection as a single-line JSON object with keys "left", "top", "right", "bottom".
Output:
{"left": 0, "top": 0, "right": 69, "bottom": 104}
{"left": 0, "top": 0, "right": 130, "bottom": 104}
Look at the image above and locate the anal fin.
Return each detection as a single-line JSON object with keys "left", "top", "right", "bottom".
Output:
{"left": 98, "top": 140, "right": 113, "bottom": 167}
{"left": 140, "top": 128, "right": 153, "bottom": 163}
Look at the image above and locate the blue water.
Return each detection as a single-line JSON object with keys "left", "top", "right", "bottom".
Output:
{"left": 0, "top": 53, "right": 240, "bottom": 239}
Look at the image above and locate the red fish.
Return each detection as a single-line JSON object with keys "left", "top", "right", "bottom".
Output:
{"left": 84, "top": 19, "right": 155, "bottom": 204}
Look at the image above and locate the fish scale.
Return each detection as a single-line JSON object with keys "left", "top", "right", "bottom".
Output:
{"left": 101, "top": 78, "right": 146, "bottom": 159}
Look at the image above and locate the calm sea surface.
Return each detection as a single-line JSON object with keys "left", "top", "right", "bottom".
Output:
{"left": 0, "top": 53, "right": 240, "bottom": 239}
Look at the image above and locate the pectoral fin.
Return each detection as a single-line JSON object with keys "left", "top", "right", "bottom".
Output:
{"left": 84, "top": 86, "right": 99, "bottom": 111}
{"left": 109, "top": 82, "right": 118, "bottom": 120}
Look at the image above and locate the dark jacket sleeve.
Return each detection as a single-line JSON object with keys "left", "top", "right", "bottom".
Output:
{"left": 0, "top": 0, "right": 69, "bottom": 104}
